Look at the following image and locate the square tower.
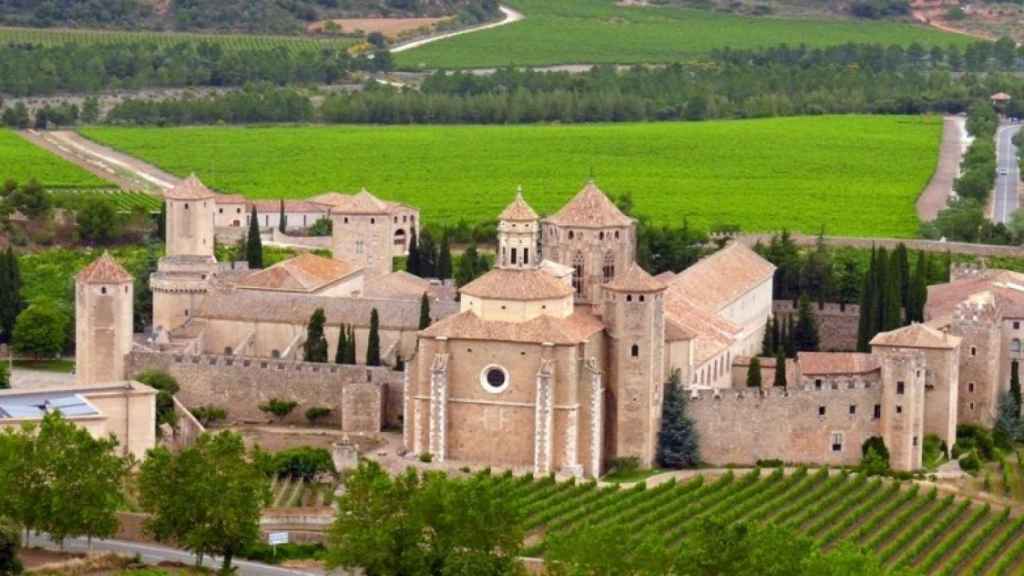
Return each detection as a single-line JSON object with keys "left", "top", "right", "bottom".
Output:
{"left": 75, "top": 253, "right": 134, "bottom": 387}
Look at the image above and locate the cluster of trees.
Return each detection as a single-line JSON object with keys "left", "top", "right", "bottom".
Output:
{"left": 954, "top": 102, "right": 1000, "bottom": 204}
{"left": 0, "top": 0, "right": 153, "bottom": 28}
{"left": 302, "top": 306, "right": 385, "bottom": 366}
{"left": 855, "top": 245, "right": 931, "bottom": 351}
{"left": 106, "top": 85, "right": 316, "bottom": 125}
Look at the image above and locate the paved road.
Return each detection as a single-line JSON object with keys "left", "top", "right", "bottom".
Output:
{"left": 390, "top": 5, "right": 524, "bottom": 54}
{"left": 993, "top": 122, "right": 1022, "bottom": 224}
{"left": 25, "top": 533, "right": 326, "bottom": 576}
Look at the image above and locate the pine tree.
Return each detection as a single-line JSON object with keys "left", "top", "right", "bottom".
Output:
{"left": 437, "top": 228, "right": 452, "bottom": 280}
{"left": 419, "top": 292, "right": 431, "bottom": 330}
{"left": 657, "top": 370, "right": 699, "bottom": 469}
{"left": 335, "top": 324, "right": 348, "bottom": 364}
{"left": 793, "top": 294, "right": 820, "bottom": 352}
{"left": 746, "top": 357, "right": 762, "bottom": 388}
{"left": 456, "top": 242, "right": 480, "bottom": 287}
{"left": 773, "top": 349, "right": 788, "bottom": 387}
{"left": 303, "top": 308, "right": 328, "bottom": 363}
{"left": 278, "top": 199, "right": 287, "bottom": 234}
{"left": 908, "top": 251, "right": 928, "bottom": 323}
{"left": 406, "top": 229, "right": 420, "bottom": 277}
{"left": 366, "top": 308, "right": 381, "bottom": 366}
{"left": 246, "top": 206, "right": 263, "bottom": 269}
{"left": 884, "top": 252, "right": 902, "bottom": 330}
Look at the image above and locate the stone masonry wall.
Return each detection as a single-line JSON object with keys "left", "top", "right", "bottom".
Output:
{"left": 773, "top": 300, "right": 860, "bottom": 352}
{"left": 127, "top": 351, "right": 402, "bottom": 432}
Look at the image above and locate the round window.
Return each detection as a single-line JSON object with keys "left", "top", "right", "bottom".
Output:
{"left": 480, "top": 365, "right": 510, "bottom": 393}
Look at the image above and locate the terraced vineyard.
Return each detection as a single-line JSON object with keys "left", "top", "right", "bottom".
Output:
{"left": 269, "top": 476, "right": 335, "bottom": 508}
{"left": 475, "top": 468, "right": 1024, "bottom": 574}
{"left": 0, "top": 26, "right": 356, "bottom": 52}
{"left": 49, "top": 189, "right": 163, "bottom": 212}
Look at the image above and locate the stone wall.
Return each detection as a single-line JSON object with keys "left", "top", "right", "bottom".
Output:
{"left": 127, "top": 351, "right": 402, "bottom": 432}
{"left": 688, "top": 383, "right": 882, "bottom": 467}
{"left": 773, "top": 300, "right": 860, "bottom": 352}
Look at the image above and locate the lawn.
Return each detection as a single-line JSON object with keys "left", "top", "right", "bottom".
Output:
{"left": 395, "top": 0, "right": 973, "bottom": 69}
{"left": 82, "top": 115, "right": 942, "bottom": 237}
{"left": 0, "top": 129, "right": 106, "bottom": 189}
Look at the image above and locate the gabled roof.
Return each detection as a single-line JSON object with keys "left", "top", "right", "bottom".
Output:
{"left": 604, "top": 263, "right": 666, "bottom": 293}
{"left": 663, "top": 294, "right": 741, "bottom": 365}
{"left": 77, "top": 252, "right": 133, "bottom": 284}
{"left": 927, "top": 270, "right": 1024, "bottom": 320}
{"left": 461, "top": 268, "right": 573, "bottom": 301}
{"left": 236, "top": 253, "right": 360, "bottom": 293}
{"left": 798, "top": 352, "right": 880, "bottom": 376}
{"left": 499, "top": 189, "right": 539, "bottom": 222}
{"left": 165, "top": 174, "right": 215, "bottom": 201}
{"left": 870, "top": 323, "right": 961, "bottom": 350}
{"left": 666, "top": 242, "right": 775, "bottom": 314}
{"left": 543, "top": 181, "right": 633, "bottom": 228}
{"left": 310, "top": 189, "right": 412, "bottom": 215}
{"left": 363, "top": 270, "right": 431, "bottom": 300}
{"left": 420, "top": 309, "right": 604, "bottom": 345}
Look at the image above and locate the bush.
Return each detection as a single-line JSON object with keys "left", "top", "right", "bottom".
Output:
{"left": 242, "top": 542, "right": 324, "bottom": 564}
{"left": 756, "top": 458, "right": 784, "bottom": 468}
{"left": 272, "top": 447, "right": 336, "bottom": 480}
{"left": 862, "top": 436, "right": 890, "bottom": 460}
{"left": 957, "top": 424, "right": 995, "bottom": 460}
{"left": 259, "top": 398, "right": 298, "bottom": 422}
{"left": 419, "top": 452, "right": 433, "bottom": 463}
{"left": 191, "top": 405, "right": 227, "bottom": 427}
{"left": 304, "top": 406, "right": 332, "bottom": 424}
{"left": 959, "top": 452, "right": 982, "bottom": 474}
{"left": 607, "top": 457, "right": 641, "bottom": 477}
{"left": 0, "top": 521, "right": 22, "bottom": 576}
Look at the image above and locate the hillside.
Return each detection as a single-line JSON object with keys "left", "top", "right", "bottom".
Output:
{"left": 0, "top": 0, "right": 499, "bottom": 34}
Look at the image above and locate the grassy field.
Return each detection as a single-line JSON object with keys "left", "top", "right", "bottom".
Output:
{"left": 0, "top": 26, "right": 356, "bottom": 53}
{"left": 477, "top": 467, "right": 1024, "bottom": 572}
{"left": 49, "top": 189, "right": 163, "bottom": 212}
{"left": 0, "top": 129, "right": 106, "bottom": 189}
{"left": 395, "top": 0, "right": 973, "bottom": 69}
{"left": 82, "top": 115, "right": 942, "bottom": 237}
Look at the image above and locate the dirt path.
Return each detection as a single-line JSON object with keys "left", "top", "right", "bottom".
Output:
{"left": 390, "top": 5, "right": 524, "bottom": 54}
{"left": 917, "top": 116, "right": 967, "bottom": 222}
{"left": 19, "top": 130, "right": 179, "bottom": 194}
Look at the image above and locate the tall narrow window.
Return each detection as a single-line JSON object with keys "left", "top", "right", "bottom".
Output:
{"left": 573, "top": 252, "right": 585, "bottom": 296}
{"left": 511, "top": 248, "right": 518, "bottom": 265}
{"left": 603, "top": 252, "right": 615, "bottom": 282}
{"left": 631, "top": 344, "right": 639, "bottom": 358}
{"left": 897, "top": 381, "right": 905, "bottom": 395}
{"left": 523, "top": 248, "right": 529, "bottom": 265}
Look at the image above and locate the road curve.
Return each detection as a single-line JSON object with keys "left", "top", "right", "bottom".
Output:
{"left": 25, "top": 533, "right": 327, "bottom": 576}
{"left": 993, "top": 123, "right": 1022, "bottom": 224}
{"left": 390, "top": 5, "right": 524, "bottom": 54}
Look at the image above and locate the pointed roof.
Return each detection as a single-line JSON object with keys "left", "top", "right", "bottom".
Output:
{"left": 164, "top": 174, "right": 215, "bottom": 201}
{"left": 236, "top": 253, "right": 360, "bottom": 293}
{"left": 544, "top": 181, "right": 633, "bottom": 228}
{"left": 420, "top": 309, "right": 604, "bottom": 345}
{"left": 77, "top": 252, "right": 133, "bottom": 284}
{"left": 870, "top": 323, "right": 961, "bottom": 350}
{"left": 499, "top": 188, "right": 538, "bottom": 222}
{"left": 461, "top": 268, "right": 573, "bottom": 301}
{"left": 603, "top": 263, "right": 666, "bottom": 293}
{"left": 317, "top": 188, "right": 392, "bottom": 215}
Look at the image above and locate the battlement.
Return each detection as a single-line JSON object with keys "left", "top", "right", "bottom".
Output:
{"left": 773, "top": 300, "right": 860, "bottom": 317}
{"left": 953, "top": 297, "right": 1001, "bottom": 325}
{"left": 951, "top": 261, "right": 987, "bottom": 282}
{"left": 688, "top": 380, "right": 878, "bottom": 402}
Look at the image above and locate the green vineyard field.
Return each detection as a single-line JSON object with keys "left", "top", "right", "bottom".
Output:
{"left": 269, "top": 476, "right": 335, "bottom": 508}
{"left": 49, "top": 189, "right": 163, "bottom": 212}
{"left": 1, "top": 129, "right": 106, "bottom": 189}
{"left": 0, "top": 26, "right": 356, "bottom": 52}
{"left": 472, "top": 467, "right": 1024, "bottom": 574}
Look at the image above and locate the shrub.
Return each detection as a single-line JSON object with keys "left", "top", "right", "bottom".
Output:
{"left": 607, "top": 457, "right": 641, "bottom": 477}
{"left": 960, "top": 452, "right": 982, "bottom": 474}
{"left": 191, "top": 405, "right": 227, "bottom": 427}
{"left": 756, "top": 458, "right": 784, "bottom": 468}
{"left": 242, "top": 542, "right": 324, "bottom": 564}
{"left": 272, "top": 447, "right": 336, "bottom": 480}
{"left": 259, "top": 398, "right": 298, "bottom": 422}
{"left": 957, "top": 424, "right": 995, "bottom": 460}
{"left": 0, "top": 521, "right": 21, "bottom": 576}
{"left": 304, "top": 406, "right": 332, "bottom": 424}
{"left": 419, "top": 452, "right": 433, "bottom": 463}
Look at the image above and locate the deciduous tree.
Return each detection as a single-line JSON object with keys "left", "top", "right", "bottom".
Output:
{"left": 12, "top": 300, "right": 67, "bottom": 359}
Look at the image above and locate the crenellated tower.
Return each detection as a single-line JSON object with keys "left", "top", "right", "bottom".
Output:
{"left": 951, "top": 292, "right": 1003, "bottom": 427}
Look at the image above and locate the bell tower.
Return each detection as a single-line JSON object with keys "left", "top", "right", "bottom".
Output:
{"left": 76, "top": 252, "right": 134, "bottom": 386}
{"left": 497, "top": 188, "right": 539, "bottom": 270}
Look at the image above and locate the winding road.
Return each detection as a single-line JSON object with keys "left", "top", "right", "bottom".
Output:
{"left": 389, "top": 5, "right": 523, "bottom": 54}
{"left": 993, "top": 122, "right": 1022, "bottom": 224}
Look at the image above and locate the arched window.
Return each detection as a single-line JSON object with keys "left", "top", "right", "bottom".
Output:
{"left": 573, "top": 252, "right": 585, "bottom": 297}
{"left": 603, "top": 252, "right": 615, "bottom": 282}
{"left": 394, "top": 228, "right": 407, "bottom": 248}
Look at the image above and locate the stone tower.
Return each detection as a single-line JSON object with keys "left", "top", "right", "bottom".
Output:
{"left": 602, "top": 263, "right": 666, "bottom": 467}
{"left": 151, "top": 175, "right": 219, "bottom": 333}
{"left": 165, "top": 174, "right": 215, "bottom": 258}
{"left": 878, "top": 348, "right": 927, "bottom": 471}
{"left": 75, "top": 252, "right": 134, "bottom": 387}
{"left": 541, "top": 181, "right": 636, "bottom": 304}
{"left": 951, "top": 292, "right": 1003, "bottom": 427}
{"left": 497, "top": 188, "right": 539, "bottom": 269}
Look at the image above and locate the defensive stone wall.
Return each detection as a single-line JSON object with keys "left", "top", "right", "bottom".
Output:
{"left": 773, "top": 300, "right": 860, "bottom": 352}
{"left": 688, "top": 383, "right": 881, "bottom": 467}
{"left": 127, "top": 351, "right": 403, "bottom": 432}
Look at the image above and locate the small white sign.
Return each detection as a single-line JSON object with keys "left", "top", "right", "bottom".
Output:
{"left": 268, "top": 531, "right": 289, "bottom": 546}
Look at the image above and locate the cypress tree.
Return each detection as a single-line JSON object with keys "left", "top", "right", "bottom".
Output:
{"left": 345, "top": 325, "right": 356, "bottom": 364}
{"left": 1013, "top": 361, "right": 1022, "bottom": 410}
{"left": 406, "top": 229, "right": 420, "bottom": 277}
{"left": 419, "top": 229, "right": 437, "bottom": 278}
{"left": 246, "top": 206, "right": 263, "bottom": 269}
{"left": 303, "top": 308, "right": 328, "bottom": 363}
{"left": 773, "top": 349, "right": 788, "bottom": 387}
{"left": 856, "top": 247, "right": 877, "bottom": 352}
{"left": 278, "top": 199, "right": 287, "bottom": 233}
{"left": 884, "top": 252, "right": 902, "bottom": 330}
{"left": 366, "top": 308, "right": 381, "bottom": 366}
{"left": 793, "top": 294, "right": 820, "bottom": 352}
{"left": 874, "top": 247, "right": 889, "bottom": 335}
{"left": 419, "top": 292, "right": 431, "bottom": 330}
{"left": 335, "top": 324, "right": 347, "bottom": 364}
{"left": 895, "top": 243, "right": 910, "bottom": 314}
{"left": 456, "top": 242, "right": 480, "bottom": 287}
{"left": 437, "top": 228, "right": 452, "bottom": 280}
{"left": 746, "top": 357, "right": 762, "bottom": 388}
{"left": 784, "top": 316, "right": 796, "bottom": 359}
{"left": 761, "top": 317, "right": 774, "bottom": 356}
{"left": 909, "top": 251, "right": 928, "bottom": 323}
{"left": 772, "top": 315, "right": 781, "bottom": 355}
{"left": 0, "top": 247, "right": 23, "bottom": 344}
{"left": 656, "top": 370, "right": 700, "bottom": 469}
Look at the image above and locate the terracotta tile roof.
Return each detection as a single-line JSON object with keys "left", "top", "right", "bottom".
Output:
{"left": 797, "top": 352, "right": 880, "bottom": 376}
{"left": 926, "top": 270, "right": 1024, "bottom": 319}
{"left": 461, "top": 268, "right": 573, "bottom": 301}
{"left": 604, "top": 263, "right": 666, "bottom": 293}
{"left": 363, "top": 271, "right": 431, "bottom": 299}
{"left": 77, "top": 252, "right": 133, "bottom": 284}
{"left": 250, "top": 200, "right": 326, "bottom": 214}
{"left": 870, "top": 323, "right": 961, "bottom": 350}
{"left": 236, "top": 253, "right": 360, "bottom": 293}
{"left": 666, "top": 242, "right": 775, "bottom": 314}
{"left": 655, "top": 271, "right": 676, "bottom": 282}
{"left": 164, "top": 174, "right": 215, "bottom": 201}
{"left": 308, "top": 192, "right": 349, "bottom": 206}
{"left": 214, "top": 193, "right": 247, "bottom": 204}
{"left": 499, "top": 189, "right": 538, "bottom": 222}
{"left": 319, "top": 189, "right": 390, "bottom": 214}
{"left": 196, "top": 289, "right": 456, "bottom": 329}
{"left": 420, "top": 309, "right": 603, "bottom": 345}
{"left": 665, "top": 317, "right": 695, "bottom": 342}
{"left": 663, "top": 294, "right": 740, "bottom": 365}
{"left": 543, "top": 181, "right": 633, "bottom": 228}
